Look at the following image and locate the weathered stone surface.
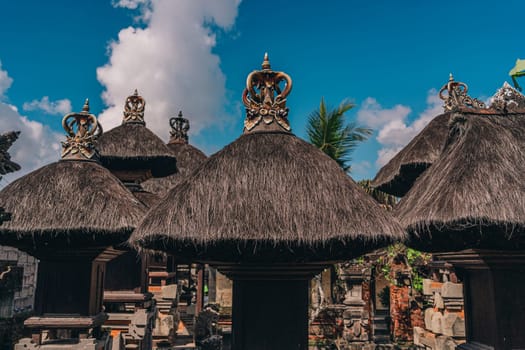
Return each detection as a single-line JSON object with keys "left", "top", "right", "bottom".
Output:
{"left": 452, "top": 317, "right": 465, "bottom": 337}
{"left": 413, "top": 326, "right": 425, "bottom": 345}
{"left": 161, "top": 284, "right": 178, "bottom": 300}
{"left": 431, "top": 312, "right": 443, "bottom": 334}
{"left": 435, "top": 335, "right": 457, "bottom": 350}
{"left": 434, "top": 292, "right": 444, "bottom": 309}
{"left": 423, "top": 279, "right": 443, "bottom": 295}
{"left": 441, "top": 313, "right": 458, "bottom": 337}
{"left": 424, "top": 308, "right": 435, "bottom": 329}
{"left": 441, "top": 282, "right": 463, "bottom": 298}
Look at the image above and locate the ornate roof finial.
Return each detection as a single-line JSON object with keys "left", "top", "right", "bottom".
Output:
{"left": 490, "top": 81, "right": 525, "bottom": 112}
{"left": 439, "top": 74, "right": 486, "bottom": 111}
{"left": 61, "top": 99, "right": 102, "bottom": 161}
{"left": 169, "top": 110, "right": 190, "bottom": 144}
{"left": 242, "top": 53, "right": 293, "bottom": 133}
{"left": 262, "top": 52, "right": 271, "bottom": 70}
{"left": 123, "top": 89, "right": 146, "bottom": 125}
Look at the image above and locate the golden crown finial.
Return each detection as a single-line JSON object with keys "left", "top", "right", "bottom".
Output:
{"left": 123, "top": 89, "right": 146, "bottom": 125}
{"left": 242, "top": 54, "right": 293, "bottom": 133}
{"left": 439, "top": 74, "right": 485, "bottom": 111}
{"left": 61, "top": 99, "right": 102, "bottom": 161}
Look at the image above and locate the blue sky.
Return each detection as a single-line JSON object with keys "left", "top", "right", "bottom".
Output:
{"left": 1, "top": 0, "right": 524, "bottom": 185}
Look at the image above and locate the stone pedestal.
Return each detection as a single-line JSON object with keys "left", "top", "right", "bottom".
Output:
{"left": 437, "top": 249, "right": 525, "bottom": 350}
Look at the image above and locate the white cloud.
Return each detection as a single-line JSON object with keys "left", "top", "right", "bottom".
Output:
{"left": 97, "top": 0, "right": 241, "bottom": 139}
{"left": 357, "top": 97, "right": 411, "bottom": 129}
{"left": 0, "top": 61, "right": 13, "bottom": 98}
{"left": 357, "top": 90, "right": 443, "bottom": 168}
{"left": 351, "top": 160, "right": 372, "bottom": 179}
{"left": 22, "top": 96, "right": 72, "bottom": 116}
{"left": 0, "top": 102, "right": 62, "bottom": 184}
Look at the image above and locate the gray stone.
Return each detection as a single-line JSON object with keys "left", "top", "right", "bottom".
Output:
{"left": 424, "top": 308, "right": 434, "bottom": 330}
{"left": 161, "top": 284, "right": 178, "bottom": 300}
{"left": 452, "top": 317, "right": 466, "bottom": 337}
{"left": 434, "top": 292, "right": 444, "bottom": 309}
{"left": 413, "top": 326, "right": 425, "bottom": 345}
{"left": 431, "top": 311, "right": 443, "bottom": 334}
{"left": 441, "top": 282, "right": 463, "bottom": 298}
{"left": 441, "top": 313, "right": 458, "bottom": 337}
{"left": 435, "top": 335, "right": 457, "bottom": 350}
{"left": 423, "top": 279, "right": 443, "bottom": 295}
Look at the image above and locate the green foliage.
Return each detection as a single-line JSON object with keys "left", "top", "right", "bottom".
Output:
{"left": 306, "top": 98, "right": 372, "bottom": 172}
{"left": 357, "top": 179, "right": 398, "bottom": 209}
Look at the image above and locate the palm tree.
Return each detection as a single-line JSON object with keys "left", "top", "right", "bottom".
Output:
{"left": 306, "top": 98, "right": 372, "bottom": 172}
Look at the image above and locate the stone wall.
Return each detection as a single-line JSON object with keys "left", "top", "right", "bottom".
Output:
{"left": 0, "top": 246, "right": 37, "bottom": 316}
{"left": 413, "top": 268, "right": 465, "bottom": 350}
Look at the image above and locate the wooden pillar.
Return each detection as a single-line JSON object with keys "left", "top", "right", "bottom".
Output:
{"left": 231, "top": 279, "right": 309, "bottom": 350}
{"left": 196, "top": 264, "right": 205, "bottom": 314}
{"left": 437, "top": 250, "right": 525, "bottom": 350}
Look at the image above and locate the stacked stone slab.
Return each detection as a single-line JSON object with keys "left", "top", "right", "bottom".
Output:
{"left": 414, "top": 273, "right": 466, "bottom": 350}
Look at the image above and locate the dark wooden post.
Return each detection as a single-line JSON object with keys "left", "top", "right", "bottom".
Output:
{"left": 437, "top": 250, "right": 525, "bottom": 350}
{"left": 196, "top": 264, "right": 204, "bottom": 314}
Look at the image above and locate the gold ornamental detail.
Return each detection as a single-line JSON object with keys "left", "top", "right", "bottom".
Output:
{"left": 61, "top": 99, "right": 102, "bottom": 160}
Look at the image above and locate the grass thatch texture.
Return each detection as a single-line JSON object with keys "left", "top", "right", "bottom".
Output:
{"left": 142, "top": 143, "right": 207, "bottom": 195}
{"left": 0, "top": 160, "right": 146, "bottom": 249}
{"left": 131, "top": 132, "right": 405, "bottom": 263}
{"left": 396, "top": 113, "right": 525, "bottom": 251}
{"left": 372, "top": 113, "right": 450, "bottom": 197}
{"left": 97, "top": 123, "right": 177, "bottom": 177}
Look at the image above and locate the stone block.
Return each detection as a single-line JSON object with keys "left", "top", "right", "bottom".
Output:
{"left": 413, "top": 326, "right": 425, "bottom": 345}
{"left": 441, "top": 313, "right": 457, "bottom": 337}
{"left": 452, "top": 317, "right": 465, "bottom": 337}
{"left": 423, "top": 279, "right": 443, "bottom": 295}
{"left": 424, "top": 308, "right": 434, "bottom": 330}
{"left": 435, "top": 335, "right": 457, "bottom": 350}
{"left": 431, "top": 311, "right": 443, "bottom": 334}
{"left": 161, "top": 284, "right": 178, "bottom": 300}
{"left": 441, "top": 282, "right": 463, "bottom": 298}
{"left": 434, "top": 292, "right": 444, "bottom": 309}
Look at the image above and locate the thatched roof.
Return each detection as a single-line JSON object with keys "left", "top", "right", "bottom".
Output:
{"left": 97, "top": 123, "right": 177, "bottom": 177}
{"left": 131, "top": 132, "right": 405, "bottom": 263}
{"left": 142, "top": 142, "right": 207, "bottom": 195}
{"left": 133, "top": 190, "right": 160, "bottom": 209}
{"left": 0, "top": 160, "right": 146, "bottom": 250}
{"left": 0, "top": 131, "right": 21, "bottom": 176}
{"left": 396, "top": 112, "right": 525, "bottom": 252}
{"left": 372, "top": 113, "right": 450, "bottom": 197}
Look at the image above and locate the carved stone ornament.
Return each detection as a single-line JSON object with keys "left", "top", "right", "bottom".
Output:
{"left": 123, "top": 89, "right": 146, "bottom": 124}
{"left": 169, "top": 111, "right": 190, "bottom": 144}
{"left": 489, "top": 81, "right": 525, "bottom": 112}
{"left": 439, "top": 74, "right": 486, "bottom": 111}
{"left": 61, "top": 99, "right": 102, "bottom": 160}
{"left": 242, "top": 53, "right": 293, "bottom": 132}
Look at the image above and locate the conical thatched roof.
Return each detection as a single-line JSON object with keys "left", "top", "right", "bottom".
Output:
{"left": 97, "top": 123, "right": 177, "bottom": 177}
{"left": 0, "top": 101, "right": 146, "bottom": 251}
{"left": 132, "top": 135, "right": 405, "bottom": 263}
{"left": 142, "top": 142, "right": 207, "bottom": 195}
{"left": 371, "top": 113, "right": 450, "bottom": 197}
{"left": 397, "top": 112, "right": 525, "bottom": 252}
{"left": 97, "top": 91, "right": 177, "bottom": 177}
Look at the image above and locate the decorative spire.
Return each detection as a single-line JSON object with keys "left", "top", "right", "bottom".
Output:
{"left": 122, "top": 89, "right": 146, "bottom": 125}
{"left": 439, "top": 73, "right": 486, "bottom": 111}
{"left": 490, "top": 81, "right": 525, "bottom": 113}
{"left": 61, "top": 99, "right": 102, "bottom": 161}
{"left": 242, "top": 53, "right": 293, "bottom": 133}
{"left": 169, "top": 111, "right": 190, "bottom": 144}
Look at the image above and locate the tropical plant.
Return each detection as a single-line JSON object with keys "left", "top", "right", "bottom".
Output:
{"left": 306, "top": 98, "right": 372, "bottom": 172}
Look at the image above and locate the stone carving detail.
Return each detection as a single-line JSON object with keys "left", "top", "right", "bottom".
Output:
{"left": 489, "top": 81, "right": 525, "bottom": 112}
{"left": 123, "top": 89, "right": 146, "bottom": 124}
{"left": 169, "top": 111, "right": 190, "bottom": 144}
{"left": 439, "top": 74, "right": 486, "bottom": 111}
{"left": 61, "top": 99, "right": 102, "bottom": 160}
{"left": 242, "top": 53, "right": 293, "bottom": 132}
